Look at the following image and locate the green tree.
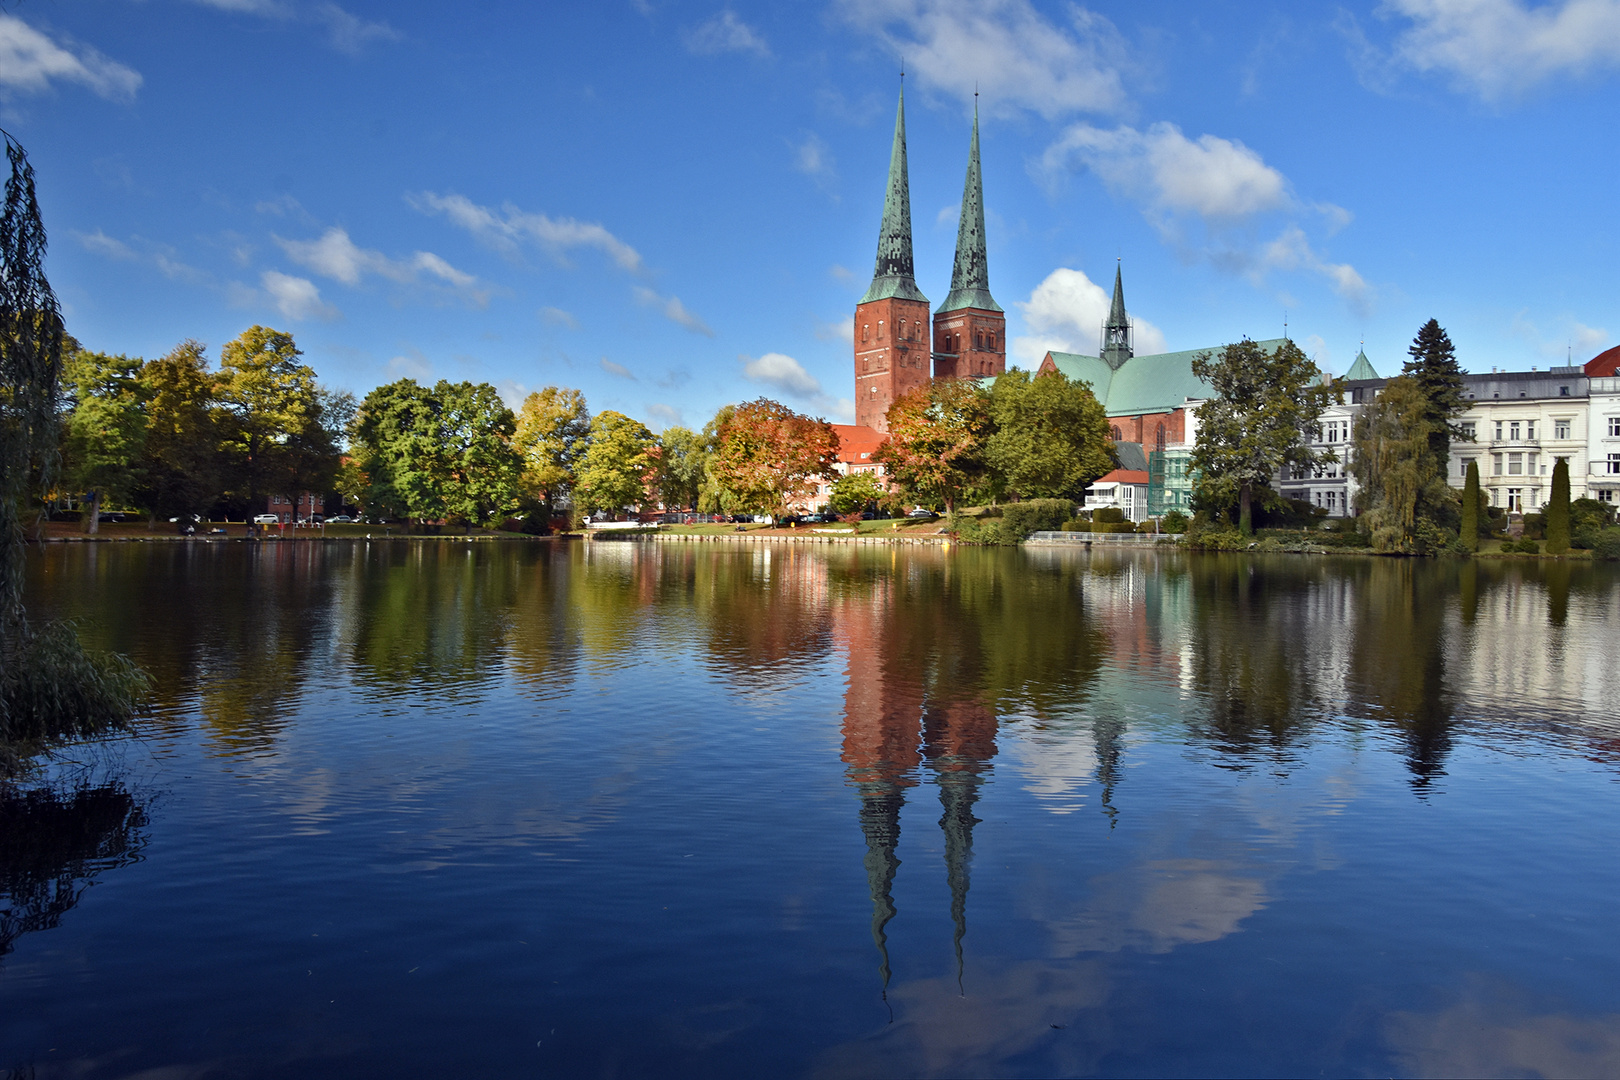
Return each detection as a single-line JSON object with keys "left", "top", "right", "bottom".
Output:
{"left": 708, "top": 398, "right": 840, "bottom": 517}
{"left": 1403, "top": 319, "right": 1467, "bottom": 467}
{"left": 348, "top": 379, "right": 439, "bottom": 522}
{"left": 830, "top": 470, "right": 884, "bottom": 515}
{"left": 216, "top": 326, "right": 319, "bottom": 519}
{"left": 513, "top": 387, "right": 590, "bottom": 524}
{"left": 1460, "top": 458, "right": 1481, "bottom": 553}
{"left": 873, "top": 378, "right": 992, "bottom": 515}
{"left": 137, "top": 340, "right": 221, "bottom": 523}
{"left": 984, "top": 369, "right": 1114, "bottom": 499}
{"left": 1190, "top": 339, "right": 1335, "bottom": 535}
{"left": 652, "top": 425, "right": 708, "bottom": 511}
{"left": 433, "top": 380, "right": 522, "bottom": 526}
{"left": 60, "top": 348, "right": 148, "bottom": 534}
{"left": 1546, "top": 457, "right": 1571, "bottom": 554}
{"left": 696, "top": 405, "right": 736, "bottom": 513}
{"left": 278, "top": 386, "right": 352, "bottom": 521}
{"left": 575, "top": 410, "right": 656, "bottom": 515}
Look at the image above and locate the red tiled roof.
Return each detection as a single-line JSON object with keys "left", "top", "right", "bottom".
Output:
{"left": 1586, "top": 345, "right": 1620, "bottom": 377}
{"left": 1094, "top": 469, "right": 1149, "bottom": 485}
{"left": 831, "top": 423, "right": 885, "bottom": 465}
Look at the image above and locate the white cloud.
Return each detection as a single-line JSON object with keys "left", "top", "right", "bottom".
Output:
{"left": 1510, "top": 310, "right": 1610, "bottom": 360}
{"left": 185, "top": 0, "right": 399, "bottom": 54}
{"left": 316, "top": 3, "right": 401, "bottom": 54}
{"left": 790, "top": 132, "right": 837, "bottom": 196}
{"left": 739, "top": 352, "right": 854, "bottom": 420}
{"left": 75, "top": 229, "right": 136, "bottom": 261}
{"left": 684, "top": 11, "right": 771, "bottom": 58}
{"left": 815, "top": 317, "right": 856, "bottom": 345}
{"left": 1384, "top": 0, "right": 1620, "bottom": 99}
{"left": 836, "top": 0, "right": 1126, "bottom": 119}
{"left": 634, "top": 286, "right": 714, "bottom": 336}
{"left": 646, "top": 402, "right": 683, "bottom": 429}
{"left": 1041, "top": 122, "right": 1291, "bottom": 220}
{"left": 410, "top": 191, "right": 644, "bottom": 273}
{"left": 829, "top": 264, "right": 856, "bottom": 283}
{"left": 539, "top": 306, "right": 580, "bottom": 329}
{"left": 275, "top": 227, "right": 486, "bottom": 305}
{"left": 76, "top": 229, "right": 208, "bottom": 284}
{"left": 1254, "top": 226, "right": 1371, "bottom": 314}
{"left": 262, "top": 270, "right": 339, "bottom": 321}
{"left": 1011, "top": 267, "right": 1167, "bottom": 366}
{"left": 599, "top": 357, "right": 636, "bottom": 380}
{"left": 0, "top": 15, "right": 141, "bottom": 100}
{"left": 743, "top": 352, "right": 821, "bottom": 395}
{"left": 389, "top": 351, "right": 432, "bottom": 380}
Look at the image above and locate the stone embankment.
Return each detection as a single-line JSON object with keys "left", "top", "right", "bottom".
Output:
{"left": 646, "top": 531, "right": 948, "bottom": 546}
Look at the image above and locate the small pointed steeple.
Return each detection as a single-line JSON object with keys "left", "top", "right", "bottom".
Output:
{"left": 1345, "top": 348, "right": 1380, "bottom": 381}
{"left": 1100, "top": 261, "right": 1133, "bottom": 370}
{"left": 860, "top": 86, "right": 928, "bottom": 305}
{"left": 938, "top": 102, "right": 1000, "bottom": 315}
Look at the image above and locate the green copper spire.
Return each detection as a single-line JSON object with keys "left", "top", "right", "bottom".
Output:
{"left": 1345, "top": 348, "right": 1380, "bottom": 381}
{"left": 860, "top": 86, "right": 928, "bottom": 305}
{"left": 1101, "top": 261, "right": 1133, "bottom": 370}
{"left": 937, "top": 103, "right": 1000, "bottom": 315}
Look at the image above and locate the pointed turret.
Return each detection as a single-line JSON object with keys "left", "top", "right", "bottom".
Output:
{"left": 938, "top": 104, "right": 1000, "bottom": 316}
{"left": 1345, "top": 349, "right": 1380, "bottom": 381}
{"left": 1101, "top": 262, "right": 1133, "bottom": 371}
{"left": 857, "top": 786, "right": 903, "bottom": 996}
{"left": 936, "top": 763, "right": 983, "bottom": 993}
{"left": 860, "top": 88, "right": 927, "bottom": 305}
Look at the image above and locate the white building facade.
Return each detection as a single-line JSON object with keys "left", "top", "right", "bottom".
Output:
{"left": 1586, "top": 376, "right": 1620, "bottom": 504}
{"left": 1448, "top": 368, "right": 1588, "bottom": 512}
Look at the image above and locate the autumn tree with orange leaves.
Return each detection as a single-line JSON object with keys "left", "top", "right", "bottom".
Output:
{"left": 872, "top": 378, "right": 992, "bottom": 515}
{"left": 709, "top": 398, "right": 839, "bottom": 516}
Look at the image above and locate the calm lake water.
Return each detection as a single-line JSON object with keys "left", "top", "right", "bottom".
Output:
{"left": 4, "top": 539, "right": 1620, "bottom": 1078}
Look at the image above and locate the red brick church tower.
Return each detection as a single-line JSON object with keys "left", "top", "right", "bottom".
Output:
{"left": 932, "top": 103, "right": 1004, "bottom": 381}
{"left": 854, "top": 87, "right": 931, "bottom": 433}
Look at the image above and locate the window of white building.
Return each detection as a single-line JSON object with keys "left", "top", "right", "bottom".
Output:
{"left": 1460, "top": 421, "right": 1476, "bottom": 440}
{"left": 1555, "top": 419, "right": 1571, "bottom": 440}
{"left": 1510, "top": 422, "right": 1521, "bottom": 441}
{"left": 1508, "top": 453, "right": 1523, "bottom": 475}
{"left": 1507, "top": 488, "right": 1523, "bottom": 512}
{"left": 1528, "top": 452, "right": 1539, "bottom": 475}
{"left": 1526, "top": 421, "right": 1536, "bottom": 440}
{"left": 1609, "top": 454, "right": 1620, "bottom": 475}
{"left": 1493, "top": 453, "right": 1504, "bottom": 476}
{"left": 1495, "top": 421, "right": 1504, "bottom": 441}
{"left": 1610, "top": 416, "right": 1620, "bottom": 438}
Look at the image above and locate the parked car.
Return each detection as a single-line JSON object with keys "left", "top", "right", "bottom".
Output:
{"left": 906, "top": 507, "right": 937, "bottom": 519}
{"left": 252, "top": 514, "right": 280, "bottom": 525}
{"left": 329, "top": 515, "right": 354, "bottom": 523}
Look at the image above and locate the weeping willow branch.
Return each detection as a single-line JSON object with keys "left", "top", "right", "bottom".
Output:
{"left": 0, "top": 130, "right": 146, "bottom": 773}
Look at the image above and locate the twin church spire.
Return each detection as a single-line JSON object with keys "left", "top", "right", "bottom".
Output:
{"left": 854, "top": 86, "right": 1006, "bottom": 430}
{"left": 860, "top": 89, "right": 999, "bottom": 314}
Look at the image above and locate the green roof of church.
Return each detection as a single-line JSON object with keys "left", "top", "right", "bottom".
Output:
{"left": 936, "top": 105, "right": 1000, "bottom": 315}
{"left": 1044, "top": 339, "right": 1290, "bottom": 416}
{"left": 1344, "top": 349, "right": 1379, "bottom": 381}
{"left": 859, "top": 87, "right": 928, "bottom": 306}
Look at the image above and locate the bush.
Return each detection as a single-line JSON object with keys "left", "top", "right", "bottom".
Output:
{"left": 1001, "top": 499, "right": 1076, "bottom": 539}
{"left": 1521, "top": 513, "right": 1545, "bottom": 541}
{"left": 947, "top": 513, "right": 1014, "bottom": 545}
{"left": 1595, "top": 529, "right": 1620, "bottom": 561}
{"left": 1161, "top": 510, "right": 1190, "bottom": 533}
{"left": 1515, "top": 537, "right": 1541, "bottom": 554}
{"left": 1061, "top": 520, "right": 1090, "bottom": 532}
{"left": 1413, "top": 520, "right": 1456, "bottom": 557}
{"left": 1499, "top": 540, "right": 1515, "bottom": 553}
{"left": 1093, "top": 506, "right": 1126, "bottom": 524}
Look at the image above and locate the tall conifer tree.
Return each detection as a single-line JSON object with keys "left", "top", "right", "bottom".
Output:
{"left": 1460, "top": 460, "right": 1480, "bottom": 552}
{"left": 1546, "top": 458, "right": 1571, "bottom": 554}
{"left": 1403, "top": 319, "right": 1467, "bottom": 466}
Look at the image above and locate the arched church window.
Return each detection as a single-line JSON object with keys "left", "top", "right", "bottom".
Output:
{"left": 1110, "top": 425, "right": 1122, "bottom": 441}
{"left": 862, "top": 324, "right": 869, "bottom": 342}
{"left": 1155, "top": 424, "right": 1166, "bottom": 451}
{"left": 976, "top": 331, "right": 983, "bottom": 349}
{"left": 879, "top": 321, "right": 884, "bottom": 339}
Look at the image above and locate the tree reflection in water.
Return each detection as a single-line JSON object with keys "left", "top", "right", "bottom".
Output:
{"left": 0, "top": 782, "right": 148, "bottom": 959}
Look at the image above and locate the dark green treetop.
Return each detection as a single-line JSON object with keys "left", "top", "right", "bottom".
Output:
{"left": 1403, "top": 319, "right": 1467, "bottom": 465}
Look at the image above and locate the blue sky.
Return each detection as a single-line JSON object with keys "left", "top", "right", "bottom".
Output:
{"left": 9, "top": 0, "right": 1620, "bottom": 429}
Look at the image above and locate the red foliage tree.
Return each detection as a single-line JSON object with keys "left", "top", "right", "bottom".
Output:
{"left": 872, "top": 379, "right": 992, "bottom": 514}
{"left": 710, "top": 398, "right": 840, "bottom": 516}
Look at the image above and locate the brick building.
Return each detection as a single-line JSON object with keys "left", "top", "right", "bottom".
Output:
{"left": 854, "top": 90, "right": 1004, "bottom": 433}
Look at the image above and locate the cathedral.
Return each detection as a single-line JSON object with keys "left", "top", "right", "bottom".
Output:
{"left": 849, "top": 86, "right": 1289, "bottom": 519}
{"left": 852, "top": 87, "right": 1005, "bottom": 433}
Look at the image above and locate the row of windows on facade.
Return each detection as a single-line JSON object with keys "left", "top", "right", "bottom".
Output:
{"left": 859, "top": 320, "right": 999, "bottom": 352}
{"left": 1456, "top": 419, "right": 1579, "bottom": 442}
